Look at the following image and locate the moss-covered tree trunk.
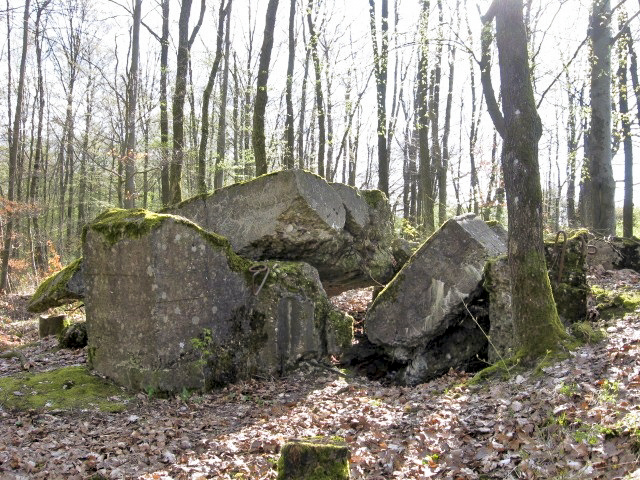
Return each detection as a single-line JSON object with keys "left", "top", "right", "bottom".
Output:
{"left": 481, "top": 0, "right": 565, "bottom": 359}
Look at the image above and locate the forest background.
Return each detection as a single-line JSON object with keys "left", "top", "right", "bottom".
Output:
{"left": 0, "top": 0, "right": 639, "bottom": 292}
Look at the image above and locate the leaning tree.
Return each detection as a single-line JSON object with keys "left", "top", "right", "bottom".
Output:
{"left": 480, "top": 0, "right": 566, "bottom": 359}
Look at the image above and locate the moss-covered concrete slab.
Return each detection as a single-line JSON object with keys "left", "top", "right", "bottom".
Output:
{"left": 84, "top": 209, "right": 352, "bottom": 393}
{"left": 277, "top": 437, "right": 350, "bottom": 480}
{"left": 0, "top": 366, "right": 130, "bottom": 412}
{"left": 27, "top": 258, "right": 84, "bottom": 313}
{"left": 166, "top": 170, "right": 398, "bottom": 294}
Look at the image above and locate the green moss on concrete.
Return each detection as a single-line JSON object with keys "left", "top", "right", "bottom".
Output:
{"left": 84, "top": 208, "right": 252, "bottom": 275}
{"left": 326, "top": 310, "right": 354, "bottom": 351}
{"left": 591, "top": 285, "right": 640, "bottom": 320}
{"left": 0, "top": 366, "right": 129, "bottom": 412}
{"left": 571, "top": 321, "right": 606, "bottom": 344}
{"left": 27, "top": 257, "right": 83, "bottom": 313}
{"left": 277, "top": 437, "right": 350, "bottom": 480}
{"left": 360, "top": 189, "right": 387, "bottom": 209}
{"left": 82, "top": 208, "right": 165, "bottom": 245}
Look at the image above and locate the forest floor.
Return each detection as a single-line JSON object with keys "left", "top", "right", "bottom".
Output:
{"left": 0, "top": 269, "right": 640, "bottom": 479}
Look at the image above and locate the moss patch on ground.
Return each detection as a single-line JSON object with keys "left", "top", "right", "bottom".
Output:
{"left": 0, "top": 366, "right": 130, "bottom": 412}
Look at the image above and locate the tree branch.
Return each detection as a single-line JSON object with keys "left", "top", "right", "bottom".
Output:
{"left": 536, "top": 36, "right": 588, "bottom": 108}
{"left": 188, "top": 0, "right": 206, "bottom": 48}
{"left": 479, "top": 20, "right": 505, "bottom": 138}
{"left": 611, "top": 8, "right": 640, "bottom": 44}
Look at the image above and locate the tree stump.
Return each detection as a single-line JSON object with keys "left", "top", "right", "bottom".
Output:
{"left": 277, "top": 437, "right": 350, "bottom": 480}
{"left": 39, "top": 314, "right": 67, "bottom": 338}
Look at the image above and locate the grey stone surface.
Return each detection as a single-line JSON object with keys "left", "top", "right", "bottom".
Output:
{"left": 167, "top": 170, "right": 397, "bottom": 294}
{"left": 483, "top": 255, "right": 514, "bottom": 363}
{"left": 84, "top": 209, "right": 352, "bottom": 393}
{"left": 365, "top": 213, "right": 506, "bottom": 384}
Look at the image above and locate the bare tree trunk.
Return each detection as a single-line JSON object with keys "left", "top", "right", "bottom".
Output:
{"left": 618, "top": 17, "right": 633, "bottom": 237}
{"left": 307, "top": 0, "right": 325, "bottom": 178}
{"left": 481, "top": 0, "right": 564, "bottom": 359}
{"left": 78, "top": 72, "right": 94, "bottom": 232}
{"left": 0, "top": 0, "right": 31, "bottom": 291}
{"left": 123, "top": 0, "right": 142, "bottom": 208}
{"left": 170, "top": 0, "right": 205, "bottom": 204}
{"left": 198, "top": 0, "right": 229, "bottom": 193}
{"left": 587, "top": 0, "right": 615, "bottom": 235}
{"left": 566, "top": 74, "right": 580, "bottom": 227}
{"left": 215, "top": 2, "right": 233, "bottom": 189}
{"left": 325, "top": 46, "right": 335, "bottom": 181}
{"left": 368, "top": 0, "right": 389, "bottom": 194}
{"left": 159, "top": 0, "right": 170, "bottom": 205}
{"left": 29, "top": 0, "right": 51, "bottom": 274}
{"left": 232, "top": 54, "right": 240, "bottom": 181}
{"left": 283, "top": 0, "right": 296, "bottom": 170}
{"left": 417, "top": 0, "right": 433, "bottom": 233}
{"left": 252, "top": 0, "right": 279, "bottom": 176}
{"left": 440, "top": 0, "right": 459, "bottom": 225}
{"left": 430, "top": 0, "right": 444, "bottom": 224}
{"left": 298, "top": 30, "right": 311, "bottom": 169}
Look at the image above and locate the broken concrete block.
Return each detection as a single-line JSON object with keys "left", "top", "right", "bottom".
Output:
{"left": 39, "top": 314, "right": 68, "bottom": 338}
{"left": 83, "top": 209, "right": 352, "bottom": 393}
{"left": 365, "top": 213, "right": 506, "bottom": 384}
{"left": 27, "top": 258, "right": 84, "bottom": 313}
{"left": 167, "top": 170, "right": 397, "bottom": 294}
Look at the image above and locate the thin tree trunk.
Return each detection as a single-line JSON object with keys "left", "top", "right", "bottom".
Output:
{"left": 0, "top": 0, "right": 31, "bottom": 291}
{"left": 170, "top": 0, "right": 206, "bottom": 204}
{"left": 430, "top": 0, "right": 444, "bottom": 224}
{"left": 417, "top": 0, "right": 433, "bottom": 233}
{"left": 198, "top": 0, "right": 229, "bottom": 193}
{"left": 368, "top": 0, "right": 389, "bottom": 194}
{"left": 307, "top": 0, "right": 325, "bottom": 178}
{"left": 587, "top": 0, "right": 615, "bottom": 235}
{"left": 298, "top": 32, "right": 311, "bottom": 169}
{"left": 160, "top": 0, "right": 170, "bottom": 205}
{"left": 283, "top": 0, "right": 296, "bottom": 170}
{"left": 123, "top": 0, "right": 142, "bottom": 208}
{"left": 252, "top": 0, "right": 279, "bottom": 176}
{"left": 215, "top": 3, "right": 233, "bottom": 189}
{"left": 29, "top": 0, "right": 51, "bottom": 273}
{"left": 618, "top": 18, "right": 633, "bottom": 237}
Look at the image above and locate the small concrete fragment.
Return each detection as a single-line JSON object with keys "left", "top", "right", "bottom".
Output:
{"left": 365, "top": 213, "right": 505, "bottom": 384}
{"left": 587, "top": 236, "right": 640, "bottom": 272}
{"left": 39, "top": 314, "right": 68, "bottom": 338}
{"left": 27, "top": 258, "right": 84, "bottom": 313}
{"left": 84, "top": 209, "right": 352, "bottom": 393}
{"left": 167, "top": 170, "right": 397, "bottom": 294}
{"left": 277, "top": 437, "right": 350, "bottom": 480}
